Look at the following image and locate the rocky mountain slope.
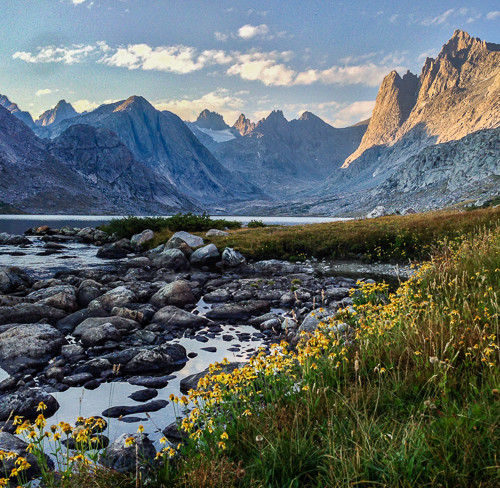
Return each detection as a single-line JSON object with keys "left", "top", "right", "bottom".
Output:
{"left": 48, "top": 97, "right": 261, "bottom": 205}
{"left": 36, "top": 100, "right": 78, "bottom": 127}
{"left": 0, "top": 105, "right": 195, "bottom": 214}
{"left": 210, "top": 110, "right": 367, "bottom": 198}
{"left": 0, "top": 95, "right": 36, "bottom": 129}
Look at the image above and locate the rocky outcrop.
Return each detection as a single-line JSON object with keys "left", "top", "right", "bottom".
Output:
{"left": 194, "top": 109, "right": 230, "bottom": 131}
{"left": 0, "top": 94, "right": 36, "bottom": 129}
{"left": 35, "top": 99, "right": 78, "bottom": 127}
{"left": 233, "top": 113, "right": 255, "bottom": 136}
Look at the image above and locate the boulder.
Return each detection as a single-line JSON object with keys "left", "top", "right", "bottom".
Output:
{"left": 100, "top": 433, "right": 156, "bottom": 474}
{"left": 80, "top": 323, "right": 122, "bottom": 347}
{"left": 0, "top": 324, "right": 66, "bottom": 373}
{"left": 131, "top": 229, "right": 154, "bottom": 247}
{"left": 366, "top": 206, "right": 390, "bottom": 219}
{"left": 221, "top": 247, "right": 246, "bottom": 267}
{"left": 77, "top": 279, "right": 103, "bottom": 307}
{"left": 55, "top": 308, "right": 108, "bottom": 335}
{"left": 168, "top": 231, "right": 204, "bottom": 249}
{"left": 129, "top": 388, "right": 158, "bottom": 402}
{"left": 152, "top": 248, "right": 190, "bottom": 271}
{"left": 298, "top": 310, "right": 336, "bottom": 333}
{"left": 122, "top": 344, "right": 187, "bottom": 374}
{"left": 0, "top": 232, "right": 30, "bottom": 245}
{"left": 206, "top": 229, "right": 228, "bottom": 237}
{"left": 102, "top": 399, "right": 168, "bottom": 418}
{"left": 88, "top": 286, "right": 137, "bottom": 312}
{"left": 205, "top": 300, "right": 270, "bottom": 321}
{"left": 149, "top": 280, "right": 195, "bottom": 308}
{"left": 0, "top": 266, "right": 32, "bottom": 293}
{"left": 0, "top": 432, "right": 53, "bottom": 481}
{"left": 73, "top": 316, "right": 139, "bottom": 338}
{"left": 152, "top": 305, "right": 209, "bottom": 329}
{"left": 27, "top": 285, "right": 78, "bottom": 313}
{"left": 180, "top": 362, "right": 241, "bottom": 393}
{"left": 0, "top": 389, "right": 59, "bottom": 420}
{"left": 190, "top": 243, "right": 220, "bottom": 266}
{"left": 96, "top": 242, "right": 128, "bottom": 259}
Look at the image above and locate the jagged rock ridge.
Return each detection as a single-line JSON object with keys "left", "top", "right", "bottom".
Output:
{"left": 36, "top": 100, "right": 78, "bottom": 127}
{"left": 0, "top": 95, "right": 36, "bottom": 129}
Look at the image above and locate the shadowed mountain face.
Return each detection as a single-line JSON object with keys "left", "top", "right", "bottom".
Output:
{"left": 47, "top": 96, "right": 262, "bottom": 205}
{"left": 0, "top": 105, "right": 195, "bottom": 214}
{"left": 36, "top": 100, "right": 78, "bottom": 127}
{"left": 0, "top": 94, "right": 36, "bottom": 129}
{"left": 209, "top": 110, "right": 367, "bottom": 197}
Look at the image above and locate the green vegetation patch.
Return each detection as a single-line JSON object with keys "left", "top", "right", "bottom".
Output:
{"left": 99, "top": 212, "right": 241, "bottom": 239}
{"left": 207, "top": 206, "right": 500, "bottom": 262}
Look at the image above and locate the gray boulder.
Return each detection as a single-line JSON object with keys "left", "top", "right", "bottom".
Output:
{"left": 122, "top": 343, "right": 187, "bottom": 374}
{"left": 73, "top": 316, "right": 139, "bottom": 338}
{"left": 88, "top": 286, "right": 137, "bottom": 312}
{"left": 77, "top": 279, "right": 103, "bottom": 307}
{"left": 152, "top": 305, "right": 209, "bottom": 329}
{"left": 205, "top": 300, "right": 270, "bottom": 321}
{"left": 366, "top": 206, "right": 389, "bottom": 219}
{"left": 80, "top": 323, "right": 122, "bottom": 347}
{"left": 0, "top": 432, "right": 53, "bottom": 481}
{"left": 0, "top": 323, "right": 66, "bottom": 373}
{"left": 27, "top": 285, "right": 78, "bottom": 312}
{"left": 152, "top": 248, "right": 190, "bottom": 271}
{"left": 131, "top": 229, "right": 154, "bottom": 247}
{"left": 0, "top": 389, "right": 59, "bottom": 420}
{"left": 206, "top": 229, "right": 228, "bottom": 237}
{"left": 96, "top": 242, "right": 128, "bottom": 259}
{"left": 221, "top": 247, "right": 246, "bottom": 267}
{"left": 168, "top": 231, "right": 204, "bottom": 249}
{"left": 0, "top": 266, "right": 32, "bottom": 293}
{"left": 100, "top": 433, "right": 156, "bottom": 474}
{"left": 190, "top": 243, "right": 220, "bottom": 266}
{"left": 149, "top": 280, "right": 195, "bottom": 308}
{"left": 298, "top": 310, "right": 336, "bottom": 333}
{"left": 0, "top": 232, "right": 30, "bottom": 245}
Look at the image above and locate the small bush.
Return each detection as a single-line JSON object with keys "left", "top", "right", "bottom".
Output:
{"left": 99, "top": 213, "right": 241, "bottom": 239}
{"left": 247, "top": 220, "right": 266, "bottom": 228}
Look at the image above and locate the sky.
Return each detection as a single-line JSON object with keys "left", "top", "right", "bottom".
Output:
{"left": 0, "top": 0, "right": 499, "bottom": 128}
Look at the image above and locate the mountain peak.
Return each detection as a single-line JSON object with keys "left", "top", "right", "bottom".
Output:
{"left": 114, "top": 95, "right": 154, "bottom": 113}
{"left": 195, "top": 109, "right": 229, "bottom": 130}
{"left": 35, "top": 99, "right": 77, "bottom": 127}
{"left": 233, "top": 113, "right": 255, "bottom": 135}
{"left": 0, "top": 94, "right": 36, "bottom": 128}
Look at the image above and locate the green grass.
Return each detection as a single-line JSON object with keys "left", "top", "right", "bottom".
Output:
{"left": 155, "top": 223, "right": 500, "bottom": 487}
{"left": 205, "top": 206, "right": 500, "bottom": 262}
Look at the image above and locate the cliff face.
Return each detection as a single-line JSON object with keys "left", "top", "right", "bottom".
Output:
{"left": 36, "top": 100, "right": 78, "bottom": 127}
{"left": 343, "top": 30, "right": 500, "bottom": 170}
{"left": 343, "top": 70, "right": 418, "bottom": 167}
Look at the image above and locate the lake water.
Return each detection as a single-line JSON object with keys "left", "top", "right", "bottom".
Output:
{"left": 0, "top": 214, "right": 349, "bottom": 235}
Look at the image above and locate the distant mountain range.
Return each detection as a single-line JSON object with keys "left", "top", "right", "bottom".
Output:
{"left": 0, "top": 29, "right": 498, "bottom": 215}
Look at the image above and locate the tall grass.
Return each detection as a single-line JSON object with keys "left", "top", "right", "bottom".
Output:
{"left": 159, "top": 223, "right": 500, "bottom": 487}
{"left": 206, "top": 207, "right": 500, "bottom": 262}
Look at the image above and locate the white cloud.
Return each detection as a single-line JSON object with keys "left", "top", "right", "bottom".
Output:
{"left": 71, "top": 99, "right": 117, "bottom": 113}
{"left": 214, "top": 31, "right": 229, "bottom": 42}
{"left": 237, "top": 24, "right": 269, "bottom": 40}
{"left": 331, "top": 100, "right": 376, "bottom": 127}
{"left": 71, "top": 0, "right": 87, "bottom": 4}
{"left": 153, "top": 89, "right": 244, "bottom": 123}
{"left": 294, "top": 63, "right": 399, "bottom": 87}
{"left": 486, "top": 11, "right": 500, "bottom": 20}
{"left": 227, "top": 51, "right": 296, "bottom": 86}
{"left": 389, "top": 14, "right": 399, "bottom": 23}
{"left": 13, "top": 42, "right": 108, "bottom": 64}
{"left": 421, "top": 9, "right": 455, "bottom": 26}
{"left": 36, "top": 88, "right": 59, "bottom": 97}
{"left": 100, "top": 44, "right": 232, "bottom": 73}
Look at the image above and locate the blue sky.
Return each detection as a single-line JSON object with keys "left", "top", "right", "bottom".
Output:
{"left": 0, "top": 0, "right": 498, "bottom": 127}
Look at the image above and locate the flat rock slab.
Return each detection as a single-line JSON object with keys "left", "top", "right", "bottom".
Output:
{"left": 205, "top": 300, "right": 270, "bottom": 321}
{"left": 0, "top": 389, "right": 59, "bottom": 420}
{"left": 102, "top": 399, "right": 168, "bottom": 418}
{"left": 128, "top": 375, "right": 175, "bottom": 388}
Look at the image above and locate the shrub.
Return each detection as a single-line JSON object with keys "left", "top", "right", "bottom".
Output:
{"left": 99, "top": 213, "right": 241, "bottom": 239}
{"left": 247, "top": 220, "right": 266, "bottom": 228}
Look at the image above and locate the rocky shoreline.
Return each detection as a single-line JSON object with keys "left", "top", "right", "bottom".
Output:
{"left": 0, "top": 226, "right": 397, "bottom": 476}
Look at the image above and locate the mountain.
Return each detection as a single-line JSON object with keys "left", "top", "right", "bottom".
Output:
{"left": 342, "top": 30, "right": 500, "bottom": 175}
{"left": 0, "top": 105, "right": 194, "bottom": 214}
{"left": 48, "top": 96, "right": 261, "bottom": 205}
{"left": 0, "top": 94, "right": 36, "bottom": 129}
{"left": 211, "top": 110, "right": 367, "bottom": 198}
{"left": 36, "top": 100, "right": 78, "bottom": 127}
{"left": 233, "top": 114, "right": 255, "bottom": 136}
{"left": 288, "top": 29, "right": 500, "bottom": 215}
{"left": 194, "top": 109, "right": 230, "bottom": 130}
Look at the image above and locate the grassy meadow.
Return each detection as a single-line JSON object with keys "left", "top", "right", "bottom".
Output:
{"left": 2, "top": 207, "right": 499, "bottom": 487}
